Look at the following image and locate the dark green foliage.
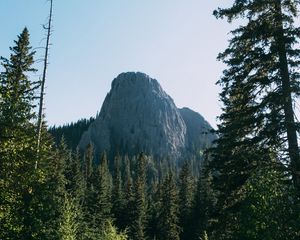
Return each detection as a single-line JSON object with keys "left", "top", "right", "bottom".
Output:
{"left": 63, "top": 149, "right": 85, "bottom": 239}
{"left": 64, "top": 149, "right": 85, "bottom": 202}
{"left": 83, "top": 151, "right": 112, "bottom": 239}
{"left": 190, "top": 162, "right": 216, "bottom": 240}
{"left": 37, "top": 138, "right": 69, "bottom": 240}
{"left": 235, "top": 166, "right": 299, "bottom": 239}
{"left": 129, "top": 153, "right": 147, "bottom": 240}
{"left": 0, "top": 28, "right": 40, "bottom": 239}
{"left": 112, "top": 155, "right": 126, "bottom": 229}
{"left": 178, "top": 162, "right": 193, "bottom": 240}
{"left": 210, "top": 0, "right": 300, "bottom": 239}
{"left": 58, "top": 194, "right": 79, "bottom": 240}
{"left": 212, "top": 162, "right": 300, "bottom": 239}
{"left": 94, "top": 152, "right": 112, "bottom": 224}
{"left": 3, "top": 6, "right": 300, "bottom": 239}
{"left": 146, "top": 179, "right": 161, "bottom": 240}
{"left": 83, "top": 143, "right": 94, "bottom": 184}
{"left": 157, "top": 171, "right": 180, "bottom": 240}
{"left": 122, "top": 156, "right": 135, "bottom": 231}
{"left": 100, "top": 220, "right": 128, "bottom": 240}
{"left": 48, "top": 117, "right": 95, "bottom": 150}
{"left": 212, "top": 0, "right": 300, "bottom": 191}
{"left": 0, "top": 28, "right": 38, "bottom": 132}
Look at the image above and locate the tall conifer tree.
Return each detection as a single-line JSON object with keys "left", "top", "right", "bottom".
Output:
{"left": 122, "top": 156, "right": 134, "bottom": 231}
{"left": 190, "top": 163, "right": 216, "bottom": 240}
{"left": 211, "top": 0, "right": 300, "bottom": 238}
{"left": 157, "top": 171, "right": 180, "bottom": 240}
{"left": 212, "top": 0, "right": 300, "bottom": 196}
{"left": 0, "top": 28, "right": 40, "bottom": 239}
{"left": 129, "top": 153, "right": 147, "bottom": 240}
{"left": 178, "top": 162, "right": 193, "bottom": 240}
{"left": 84, "top": 152, "right": 112, "bottom": 239}
{"left": 112, "top": 155, "right": 125, "bottom": 229}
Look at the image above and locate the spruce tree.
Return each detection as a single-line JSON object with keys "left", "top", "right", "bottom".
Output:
{"left": 84, "top": 152, "right": 112, "bottom": 239}
{"left": 0, "top": 27, "right": 38, "bottom": 134}
{"left": 129, "top": 153, "right": 147, "bottom": 240}
{"left": 190, "top": 163, "right": 216, "bottom": 240}
{"left": 123, "top": 156, "right": 134, "bottom": 230}
{"left": 0, "top": 28, "right": 40, "bottom": 239}
{"left": 38, "top": 138, "right": 69, "bottom": 239}
{"left": 211, "top": 0, "right": 300, "bottom": 238}
{"left": 64, "top": 149, "right": 85, "bottom": 239}
{"left": 234, "top": 164, "right": 299, "bottom": 239}
{"left": 100, "top": 221, "right": 128, "bottom": 240}
{"left": 81, "top": 143, "right": 95, "bottom": 238}
{"left": 147, "top": 179, "right": 162, "bottom": 240}
{"left": 212, "top": 0, "right": 300, "bottom": 195}
{"left": 178, "top": 162, "right": 193, "bottom": 240}
{"left": 83, "top": 143, "right": 94, "bottom": 185}
{"left": 64, "top": 149, "right": 85, "bottom": 202}
{"left": 59, "top": 194, "right": 79, "bottom": 240}
{"left": 112, "top": 155, "right": 125, "bottom": 229}
{"left": 95, "top": 152, "right": 112, "bottom": 226}
{"left": 157, "top": 171, "right": 180, "bottom": 240}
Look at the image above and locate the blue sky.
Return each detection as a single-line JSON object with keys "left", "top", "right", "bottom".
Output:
{"left": 0, "top": 0, "right": 234, "bottom": 128}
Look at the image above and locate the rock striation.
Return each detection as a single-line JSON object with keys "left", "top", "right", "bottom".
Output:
{"left": 79, "top": 72, "right": 215, "bottom": 161}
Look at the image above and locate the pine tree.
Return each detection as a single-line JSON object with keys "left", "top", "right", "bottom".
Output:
{"left": 39, "top": 138, "right": 68, "bottom": 239}
{"left": 64, "top": 149, "right": 85, "bottom": 202}
{"left": 234, "top": 164, "right": 300, "bottom": 239}
{"left": 0, "top": 28, "right": 40, "bottom": 239}
{"left": 190, "top": 163, "right": 216, "bottom": 240}
{"left": 48, "top": 117, "right": 95, "bottom": 150}
{"left": 84, "top": 152, "right": 112, "bottom": 239}
{"left": 178, "top": 162, "right": 193, "bottom": 240}
{"left": 82, "top": 145, "right": 96, "bottom": 239}
{"left": 83, "top": 143, "right": 94, "bottom": 185}
{"left": 0, "top": 28, "right": 38, "bottom": 134}
{"left": 123, "top": 156, "right": 134, "bottom": 230}
{"left": 129, "top": 153, "right": 147, "bottom": 240}
{"left": 64, "top": 149, "right": 85, "bottom": 239}
{"left": 100, "top": 221, "right": 128, "bottom": 240}
{"left": 112, "top": 155, "right": 125, "bottom": 229}
{"left": 157, "top": 171, "right": 180, "bottom": 240}
{"left": 95, "top": 152, "right": 112, "bottom": 226}
{"left": 59, "top": 194, "right": 79, "bottom": 240}
{"left": 211, "top": 0, "right": 300, "bottom": 238}
{"left": 147, "top": 179, "right": 162, "bottom": 240}
{"left": 212, "top": 0, "right": 300, "bottom": 195}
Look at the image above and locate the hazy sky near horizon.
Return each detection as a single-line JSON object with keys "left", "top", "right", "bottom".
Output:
{"left": 0, "top": 0, "right": 234, "bottom": 128}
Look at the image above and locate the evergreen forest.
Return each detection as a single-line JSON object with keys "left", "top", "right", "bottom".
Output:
{"left": 1, "top": 1, "right": 300, "bottom": 239}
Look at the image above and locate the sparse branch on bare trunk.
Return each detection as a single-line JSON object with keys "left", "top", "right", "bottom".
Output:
{"left": 36, "top": 0, "right": 53, "bottom": 168}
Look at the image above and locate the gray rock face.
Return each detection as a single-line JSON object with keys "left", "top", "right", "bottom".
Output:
{"left": 179, "top": 107, "right": 216, "bottom": 153}
{"left": 79, "top": 72, "right": 188, "bottom": 160}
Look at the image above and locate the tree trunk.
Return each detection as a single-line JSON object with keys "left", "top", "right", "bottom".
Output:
{"left": 36, "top": 0, "right": 53, "bottom": 168}
{"left": 274, "top": 0, "right": 300, "bottom": 193}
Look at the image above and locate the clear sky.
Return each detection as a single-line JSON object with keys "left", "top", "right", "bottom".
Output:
{"left": 0, "top": 0, "right": 234, "bottom": 128}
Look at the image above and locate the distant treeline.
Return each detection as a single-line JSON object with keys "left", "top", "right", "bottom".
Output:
{"left": 48, "top": 117, "right": 95, "bottom": 150}
{"left": 1, "top": 0, "right": 300, "bottom": 239}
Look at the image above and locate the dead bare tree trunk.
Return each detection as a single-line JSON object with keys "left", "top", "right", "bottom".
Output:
{"left": 36, "top": 0, "right": 53, "bottom": 169}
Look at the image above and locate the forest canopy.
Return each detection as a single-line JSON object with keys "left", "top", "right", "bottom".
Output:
{"left": 0, "top": 1, "right": 300, "bottom": 239}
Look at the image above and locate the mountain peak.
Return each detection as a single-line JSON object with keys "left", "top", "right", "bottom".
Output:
{"left": 79, "top": 72, "right": 214, "bottom": 161}
{"left": 111, "top": 72, "right": 164, "bottom": 98}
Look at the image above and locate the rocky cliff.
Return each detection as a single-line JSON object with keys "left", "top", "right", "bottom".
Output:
{"left": 79, "top": 72, "right": 215, "bottom": 161}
